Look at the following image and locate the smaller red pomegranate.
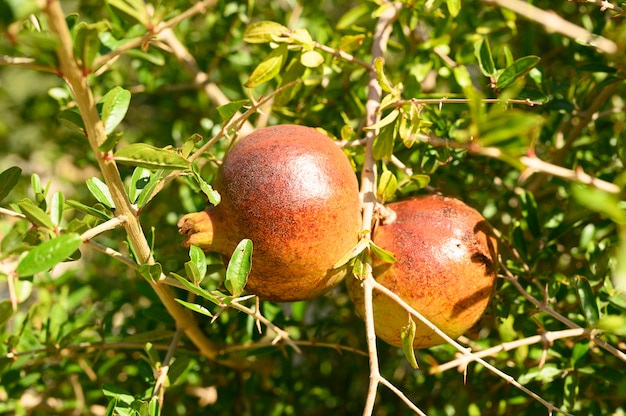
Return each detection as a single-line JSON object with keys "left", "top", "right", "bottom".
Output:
{"left": 347, "top": 195, "right": 498, "bottom": 348}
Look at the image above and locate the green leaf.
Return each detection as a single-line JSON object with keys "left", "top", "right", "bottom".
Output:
{"left": 377, "top": 170, "right": 397, "bottom": 203}
{"left": 572, "top": 184, "right": 626, "bottom": 225}
{"left": 114, "top": 143, "right": 190, "bottom": 170}
{"left": 411, "top": 174, "right": 430, "bottom": 190}
{"left": 374, "top": 57, "right": 394, "bottom": 93}
{"left": 106, "top": 0, "right": 149, "bottom": 25}
{"left": 372, "top": 121, "right": 398, "bottom": 161}
{"left": 189, "top": 245, "right": 207, "bottom": 282}
{"left": 496, "top": 56, "right": 541, "bottom": 90}
{"left": 74, "top": 21, "right": 102, "bottom": 70}
{"left": 128, "top": 167, "right": 151, "bottom": 204}
{"left": 446, "top": 0, "right": 461, "bottom": 17}
{"left": 300, "top": 50, "right": 324, "bottom": 68}
{"left": 0, "top": 300, "right": 13, "bottom": 327}
{"left": 479, "top": 111, "right": 544, "bottom": 149}
{"left": 575, "top": 276, "right": 600, "bottom": 325}
{"left": 243, "top": 21, "right": 289, "bottom": 43}
{"left": 16, "top": 233, "right": 82, "bottom": 276}
{"left": 217, "top": 99, "right": 249, "bottom": 121}
{"left": 100, "top": 86, "right": 131, "bottom": 135}
{"left": 188, "top": 171, "right": 221, "bottom": 206}
{"left": 58, "top": 108, "right": 86, "bottom": 135}
{"left": 244, "top": 44, "right": 288, "bottom": 88}
{"left": 0, "top": 166, "right": 22, "bottom": 203}
{"left": 50, "top": 191, "right": 65, "bottom": 227}
{"left": 369, "top": 240, "right": 396, "bottom": 263}
{"left": 170, "top": 273, "right": 221, "bottom": 305}
{"left": 401, "top": 316, "right": 419, "bottom": 369}
{"left": 475, "top": 38, "right": 495, "bottom": 77}
{"left": 519, "top": 190, "right": 540, "bottom": 239}
{"left": 225, "top": 239, "right": 253, "bottom": 297}
{"left": 339, "top": 34, "right": 365, "bottom": 53}
{"left": 86, "top": 177, "right": 116, "bottom": 209}
{"left": 175, "top": 299, "right": 214, "bottom": 318}
{"left": 139, "top": 263, "right": 162, "bottom": 283}
{"left": 17, "top": 198, "right": 55, "bottom": 229}
{"left": 594, "top": 314, "right": 626, "bottom": 336}
{"left": 185, "top": 261, "right": 202, "bottom": 285}
{"left": 66, "top": 200, "right": 112, "bottom": 220}
{"left": 334, "top": 238, "right": 370, "bottom": 269}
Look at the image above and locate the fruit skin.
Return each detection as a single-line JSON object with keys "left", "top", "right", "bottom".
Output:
{"left": 178, "top": 124, "right": 361, "bottom": 302}
{"left": 347, "top": 195, "right": 498, "bottom": 348}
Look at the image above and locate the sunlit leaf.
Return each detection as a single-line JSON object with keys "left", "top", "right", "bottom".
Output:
{"left": 114, "top": 143, "right": 190, "bottom": 170}
{"left": 244, "top": 44, "right": 288, "bottom": 88}
{"left": 138, "top": 263, "right": 162, "bottom": 284}
{"left": 16, "top": 233, "right": 82, "bottom": 276}
{"left": 217, "top": 99, "right": 249, "bottom": 121}
{"left": 225, "top": 239, "right": 253, "bottom": 297}
{"left": 50, "top": 191, "right": 65, "bottom": 227}
{"left": 446, "top": 0, "right": 461, "bottom": 17}
{"left": 377, "top": 170, "right": 397, "bottom": 203}
{"left": 100, "top": 86, "right": 131, "bottom": 135}
{"left": 17, "top": 198, "right": 55, "bottom": 229}
{"left": 175, "top": 299, "right": 214, "bottom": 318}
{"left": 86, "top": 177, "right": 115, "bottom": 209}
{"left": 300, "top": 50, "right": 324, "bottom": 68}
{"left": 475, "top": 38, "right": 495, "bottom": 77}
{"left": 243, "top": 21, "right": 289, "bottom": 43}
{"left": 369, "top": 240, "right": 396, "bottom": 263}
{"left": 496, "top": 56, "right": 541, "bottom": 90}
{"left": 401, "top": 317, "right": 419, "bottom": 369}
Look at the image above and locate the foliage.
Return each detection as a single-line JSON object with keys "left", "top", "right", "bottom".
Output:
{"left": 1, "top": 0, "right": 626, "bottom": 415}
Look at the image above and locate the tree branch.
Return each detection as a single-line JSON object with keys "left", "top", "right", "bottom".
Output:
{"left": 44, "top": 0, "right": 220, "bottom": 361}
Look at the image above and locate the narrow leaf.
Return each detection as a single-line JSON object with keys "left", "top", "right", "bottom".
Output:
{"left": 496, "top": 56, "right": 541, "bottom": 90}
{"left": 58, "top": 108, "right": 86, "bottom": 135}
{"left": 192, "top": 172, "right": 221, "bottom": 206}
{"left": 17, "top": 198, "right": 55, "bottom": 229}
{"left": 377, "top": 170, "right": 397, "bottom": 203}
{"left": 339, "top": 34, "right": 365, "bottom": 53}
{"left": 189, "top": 245, "right": 207, "bottom": 282}
{"left": 16, "top": 233, "right": 82, "bottom": 276}
{"left": 86, "top": 177, "right": 116, "bottom": 209}
{"left": 374, "top": 57, "right": 394, "bottom": 93}
{"left": 575, "top": 276, "right": 600, "bottom": 325}
{"left": 100, "top": 86, "right": 131, "bottom": 135}
{"left": 170, "top": 273, "right": 221, "bottom": 305}
{"left": 401, "top": 316, "right": 419, "bottom": 369}
{"left": 243, "top": 21, "right": 289, "bottom": 43}
{"left": 225, "top": 239, "right": 253, "bottom": 297}
{"left": 114, "top": 143, "right": 190, "bottom": 170}
{"left": 369, "top": 240, "right": 396, "bottom": 263}
{"left": 65, "top": 200, "right": 112, "bottom": 221}
{"left": 244, "top": 44, "right": 288, "bottom": 88}
{"left": 446, "top": 0, "right": 461, "bottom": 17}
{"left": 334, "top": 238, "right": 371, "bottom": 269}
{"left": 0, "top": 166, "right": 22, "bottom": 203}
{"left": 128, "top": 167, "right": 151, "bottom": 204}
{"left": 50, "top": 191, "right": 65, "bottom": 227}
{"left": 372, "top": 121, "right": 398, "bottom": 161}
{"left": 217, "top": 99, "right": 249, "bottom": 121}
{"left": 475, "top": 38, "right": 495, "bottom": 77}
{"left": 175, "top": 299, "right": 214, "bottom": 318}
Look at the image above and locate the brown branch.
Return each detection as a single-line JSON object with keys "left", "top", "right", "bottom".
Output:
{"left": 483, "top": 0, "right": 618, "bottom": 54}
{"left": 44, "top": 0, "right": 220, "bottom": 361}
{"left": 358, "top": 3, "right": 403, "bottom": 416}
{"left": 92, "top": 0, "right": 218, "bottom": 71}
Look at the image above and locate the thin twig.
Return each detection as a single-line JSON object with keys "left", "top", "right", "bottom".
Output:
{"left": 371, "top": 280, "right": 572, "bottom": 416}
{"left": 359, "top": 3, "right": 402, "bottom": 416}
{"left": 313, "top": 41, "right": 373, "bottom": 71}
{"left": 227, "top": 298, "right": 302, "bottom": 354}
{"left": 483, "top": 0, "right": 618, "bottom": 54}
{"left": 92, "top": 0, "right": 219, "bottom": 71}
{"left": 578, "top": 0, "right": 625, "bottom": 14}
{"left": 500, "top": 263, "right": 626, "bottom": 362}
{"left": 0, "top": 206, "right": 27, "bottom": 219}
{"left": 152, "top": 328, "right": 183, "bottom": 406}
{"left": 383, "top": 97, "right": 544, "bottom": 111}
{"left": 431, "top": 328, "right": 591, "bottom": 374}
{"left": 45, "top": 0, "right": 220, "bottom": 360}
{"left": 79, "top": 216, "right": 126, "bottom": 242}
{"left": 157, "top": 28, "right": 254, "bottom": 136}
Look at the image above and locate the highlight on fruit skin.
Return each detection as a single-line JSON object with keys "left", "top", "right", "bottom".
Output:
{"left": 178, "top": 124, "right": 362, "bottom": 302}
{"left": 347, "top": 194, "right": 498, "bottom": 348}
